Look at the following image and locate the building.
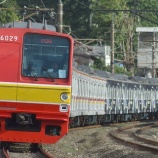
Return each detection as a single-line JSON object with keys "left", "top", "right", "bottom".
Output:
{"left": 74, "top": 45, "right": 111, "bottom": 66}
{"left": 136, "top": 27, "right": 158, "bottom": 78}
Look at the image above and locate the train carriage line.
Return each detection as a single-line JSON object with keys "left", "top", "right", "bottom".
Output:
{"left": 0, "top": 21, "right": 158, "bottom": 144}
{"left": 70, "top": 63, "right": 158, "bottom": 127}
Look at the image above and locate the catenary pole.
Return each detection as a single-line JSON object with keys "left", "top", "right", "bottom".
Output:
{"left": 111, "top": 13, "right": 115, "bottom": 74}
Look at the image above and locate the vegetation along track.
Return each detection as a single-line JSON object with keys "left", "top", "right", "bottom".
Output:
{"left": 111, "top": 121, "right": 158, "bottom": 153}
{"left": 0, "top": 142, "right": 54, "bottom": 158}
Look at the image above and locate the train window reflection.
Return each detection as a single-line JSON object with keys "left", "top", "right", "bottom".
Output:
{"left": 22, "top": 34, "right": 70, "bottom": 79}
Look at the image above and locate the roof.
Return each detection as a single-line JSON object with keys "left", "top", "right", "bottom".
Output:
{"left": 0, "top": 21, "right": 56, "bottom": 31}
{"left": 136, "top": 27, "right": 158, "bottom": 32}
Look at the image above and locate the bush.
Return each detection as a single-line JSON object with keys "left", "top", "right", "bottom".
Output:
{"left": 92, "top": 58, "right": 132, "bottom": 76}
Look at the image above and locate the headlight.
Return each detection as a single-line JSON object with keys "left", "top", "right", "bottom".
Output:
{"left": 60, "top": 93, "right": 69, "bottom": 101}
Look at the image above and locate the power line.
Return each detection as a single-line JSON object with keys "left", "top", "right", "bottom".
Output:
{"left": 0, "top": 7, "right": 53, "bottom": 12}
{"left": 0, "top": 1, "right": 98, "bottom": 49}
{"left": 41, "top": 0, "right": 46, "bottom": 8}
{"left": 0, "top": 0, "right": 6, "bottom": 5}
{"left": 93, "top": 9, "right": 158, "bottom": 12}
{"left": 75, "top": 0, "right": 89, "bottom": 8}
{"left": 92, "top": 9, "right": 158, "bottom": 25}
{"left": 40, "top": 0, "right": 87, "bottom": 47}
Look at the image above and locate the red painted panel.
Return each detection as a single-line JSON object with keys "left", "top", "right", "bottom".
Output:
{"left": 0, "top": 43, "right": 20, "bottom": 82}
{"left": 0, "top": 119, "right": 68, "bottom": 144}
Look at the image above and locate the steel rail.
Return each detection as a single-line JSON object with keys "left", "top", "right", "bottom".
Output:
{"left": 39, "top": 147, "right": 54, "bottom": 158}
{"left": 110, "top": 122, "right": 158, "bottom": 152}
{"left": 2, "top": 147, "right": 10, "bottom": 158}
{"left": 0, "top": 143, "right": 54, "bottom": 158}
{"left": 134, "top": 124, "right": 158, "bottom": 146}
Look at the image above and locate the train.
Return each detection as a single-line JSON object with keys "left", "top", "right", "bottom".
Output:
{"left": 1, "top": 20, "right": 158, "bottom": 145}
{"left": 70, "top": 64, "right": 158, "bottom": 127}
{"left": 0, "top": 21, "right": 74, "bottom": 144}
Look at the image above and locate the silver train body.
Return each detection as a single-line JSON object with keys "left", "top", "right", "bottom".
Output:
{"left": 70, "top": 64, "right": 158, "bottom": 126}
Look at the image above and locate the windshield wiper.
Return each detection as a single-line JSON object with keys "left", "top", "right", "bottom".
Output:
{"left": 42, "top": 67, "right": 55, "bottom": 82}
{"left": 28, "top": 65, "right": 38, "bottom": 81}
{"left": 31, "top": 71, "right": 38, "bottom": 81}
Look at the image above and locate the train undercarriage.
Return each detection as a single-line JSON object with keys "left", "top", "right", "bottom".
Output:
{"left": 69, "top": 111, "right": 158, "bottom": 127}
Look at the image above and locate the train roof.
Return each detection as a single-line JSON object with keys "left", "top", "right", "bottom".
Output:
{"left": 77, "top": 65, "right": 94, "bottom": 74}
{"left": 0, "top": 21, "right": 56, "bottom": 31}
{"left": 94, "top": 69, "right": 111, "bottom": 78}
{"left": 74, "top": 63, "right": 158, "bottom": 84}
{"left": 147, "top": 78, "right": 158, "bottom": 84}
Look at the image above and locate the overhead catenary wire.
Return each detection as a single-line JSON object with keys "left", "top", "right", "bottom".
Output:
{"left": 0, "top": 0, "right": 6, "bottom": 5}
{"left": 0, "top": 7, "right": 53, "bottom": 11}
{"left": 0, "top": 1, "right": 107, "bottom": 51}
{"left": 41, "top": 0, "right": 46, "bottom": 8}
{"left": 40, "top": 0, "right": 91, "bottom": 50}
{"left": 75, "top": 0, "right": 89, "bottom": 8}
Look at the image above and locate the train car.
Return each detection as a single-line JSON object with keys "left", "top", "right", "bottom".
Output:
{"left": 0, "top": 21, "right": 74, "bottom": 144}
{"left": 70, "top": 64, "right": 158, "bottom": 127}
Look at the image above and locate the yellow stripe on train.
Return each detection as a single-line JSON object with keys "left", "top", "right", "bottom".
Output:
{"left": 0, "top": 83, "right": 17, "bottom": 100}
{"left": 0, "top": 82, "right": 71, "bottom": 104}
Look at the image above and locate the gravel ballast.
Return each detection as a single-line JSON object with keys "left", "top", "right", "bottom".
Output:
{"left": 43, "top": 126, "right": 158, "bottom": 158}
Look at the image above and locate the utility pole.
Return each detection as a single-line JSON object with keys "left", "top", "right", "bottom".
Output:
{"left": 111, "top": 13, "right": 115, "bottom": 74}
{"left": 152, "top": 32, "right": 156, "bottom": 78}
{"left": 57, "top": 0, "right": 63, "bottom": 33}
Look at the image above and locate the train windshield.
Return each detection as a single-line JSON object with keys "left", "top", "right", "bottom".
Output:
{"left": 22, "top": 34, "right": 70, "bottom": 79}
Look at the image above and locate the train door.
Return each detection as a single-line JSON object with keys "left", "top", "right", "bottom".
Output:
{"left": 126, "top": 88, "right": 129, "bottom": 114}
{"left": 140, "top": 85, "right": 144, "bottom": 114}
{"left": 151, "top": 87, "right": 155, "bottom": 112}
{"left": 101, "top": 82, "right": 106, "bottom": 115}
{"left": 78, "top": 78, "right": 82, "bottom": 115}
{"left": 116, "top": 83, "right": 121, "bottom": 113}
{"left": 88, "top": 79, "right": 92, "bottom": 114}
{"left": 105, "top": 83, "right": 108, "bottom": 113}
{"left": 128, "top": 88, "right": 131, "bottom": 113}
{"left": 80, "top": 77, "right": 84, "bottom": 115}
{"left": 83, "top": 78, "right": 87, "bottom": 114}
{"left": 138, "top": 85, "right": 141, "bottom": 113}
{"left": 87, "top": 79, "right": 90, "bottom": 114}
{"left": 71, "top": 75, "right": 78, "bottom": 116}
{"left": 146, "top": 88, "right": 150, "bottom": 112}
{"left": 106, "top": 83, "right": 111, "bottom": 114}
{"left": 143, "top": 88, "right": 147, "bottom": 113}
{"left": 0, "top": 43, "right": 20, "bottom": 107}
{"left": 111, "top": 85, "right": 115, "bottom": 114}
{"left": 131, "top": 88, "right": 135, "bottom": 113}
{"left": 140, "top": 87, "right": 144, "bottom": 112}
{"left": 134, "top": 85, "right": 138, "bottom": 113}
{"left": 92, "top": 81, "right": 95, "bottom": 113}
{"left": 85, "top": 79, "right": 89, "bottom": 113}
{"left": 121, "top": 84, "right": 125, "bottom": 114}
{"left": 156, "top": 88, "right": 158, "bottom": 112}
{"left": 94, "top": 81, "right": 97, "bottom": 113}
{"left": 95, "top": 82, "right": 99, "bottom": 112}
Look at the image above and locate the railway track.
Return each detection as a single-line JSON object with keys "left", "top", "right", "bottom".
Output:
{"left": 69, "top": 125, "right": 102, "bottom": 132}
{"left": 134, "top": 124, "right": 158, "bottom": 146}
{"left": 111, "top": 121, "right": 158, "bottom": 153}
{"left": 69, "top": 121, "right": 141, "bottom": 132}
{"left": 0, "top": 143, "right": 54, "bottom": 158}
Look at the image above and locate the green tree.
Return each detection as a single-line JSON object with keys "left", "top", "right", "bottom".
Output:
{"left": 92, "top": 58, "right": 132, "bottom": 76}
{"left": 3, "top": 0, "right": 158, "bottom": 76}
{"left": 62, "top": 0, "right": 92, "bottom": 37}
{"left": 92, "top": 58, "right": 105, "bottom": 70}
{"left": 131, "top": 0, "right": 158, "bottom": 27}
{"left": 0, "top": 0, "right": 19, "bottom": 23}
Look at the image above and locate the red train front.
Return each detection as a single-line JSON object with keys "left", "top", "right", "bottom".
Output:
{"left": 0, "top": 22, "right": 73, "bottom": 144}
